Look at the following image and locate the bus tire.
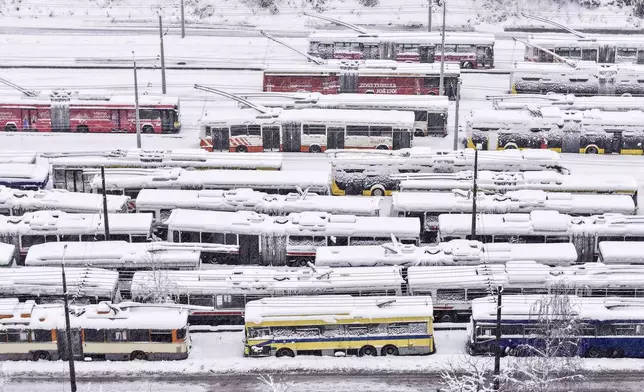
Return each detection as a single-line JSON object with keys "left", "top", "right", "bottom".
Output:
{"left": 142, "top": 125, "right": 154, "bottom": 134}
{"left": 376, "top": 145, "right": 389, "bottom": 150}
{"left": 130, "top": 350, "right": 148, "bottom": 361}
{"left": 462, "top": 61, "right": 473, "bottom": 69}
{"left": 33, "top": 351, "right": 50, "bottom": 361}
{"left": 503, "top": 143, "right": 518, "bottom": 150}
{"left": 585, "top": 346, "right": 602, "bottom": 358}
{"left": 235, "top": 145, "right": 248, "bottom": 153}
{"left": 585, "top": 145, "right": 599, "bottom": 154}
{"left": 609, "top": 348, "right": 624, "bottom": 358}
{"left": 381, "top": 345, "right": 399, "bottom": 356}
{"left": 76, "top": 125, "right": 89, "bottom": 133}
{"left": 5, "top": 124, "right": 16, "bottom": 132}
{"left": 370, "top": 186, "right": 385, "bottom": 197}
{"left": 439, "top": 312, "right": 456, "bottom": 323}
{"left": 309, "top": 145, "right": 322, "bottom": 153}
{"left": 359, "top": 345, "right": 377, "bottom": 357}
{"left": 276, "top": 348, "right": 295, "bottom": 358}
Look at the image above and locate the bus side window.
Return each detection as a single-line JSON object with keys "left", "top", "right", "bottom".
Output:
{"left": 230, "top": 125, "right": 247, "bottom": 136}
{"left": 216, "top": 294, "right": 245, "bottom": 309}
{"left": 247, "top": 125, "right": 261, "bottom": 136}
{"left": 327, "top": 236, "right": 348, "bottom": 246}
{"left": 205, "top": 126, "right": 212, "bottom": 137}
{"left": 110, "top": 234, "right": 130, "bottom": 242}
{"left": 179, "top": 231, "right": 200, "bottom": 243}
{"left": 59, "top": 235, "right": 80, "bottom": 242}
{"left": 131, "top": 235, "right": 148, "bottom": 243}
{"left": 202, "top": 232, "right": 225, "bottom": 244}
{"left": 424, "top": 78, "right": 439, "bottom": 88}
{"left": 150, "top": 330, "right": 173, "bottom": 343}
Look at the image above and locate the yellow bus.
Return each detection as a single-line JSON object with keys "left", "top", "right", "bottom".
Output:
{"left": 244, "top": 295, "right": 434, "bottom": 358}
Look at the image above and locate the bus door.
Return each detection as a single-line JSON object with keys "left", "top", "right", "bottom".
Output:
{"left": 111, "top": 110, "right": 121, "bottom": 131}
{"left": 160, "top": 110, "right": 173, "bottom": 133}
{"left": 561, "top": 126, "right": 581, "bottom": 153}
{"left": 239, "top": 234, "right": 260, "bottom": 265}
{"left": 393, "top": 129, "right": 411, "bottom": 150}
{"left": 339, "top": 67, "right": 359, "bottom": 93}
{"left": 281, "top": 122, "right": 302, "bottom": 152}
{"left": 419, "top": 46, "right": 435, "bottom": 63}
{"left": 327, "top": 126, "right": 345, "bottom": 150}
{"left": 210, "top": 127, "right": 230, "bottom": 152}
{"left": 598, "top": 45, "right": 616, "bottom": 63}
{"left": 65, "top": 169, "right": 85, "bottom": 192}
{"left": 598, "top": 69, "right": 617, "bottom": 95}
{"left": 609, "top": 132, "right": 623, "bottom": 154}
{"left": 21, "top": 109, "right": 34, "bottom": 130}
{"left": 57, "top": 328, "right": 83, "bottom": 360}
{"left": 262, "top": 126, "right": 281, "bottom": 152}
{"left": 476, "top": 46, "right": 491, "bottom": 67}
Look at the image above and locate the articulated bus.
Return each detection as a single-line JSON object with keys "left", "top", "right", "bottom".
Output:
{"left": 469, "top": 295, "right": 644, "bottom": 358}
{"left": 198, "top": 108, "right": 413, "bottom": 153}
{"left": 329, "top": 148, "right": 567, "bottom": 196}
{"left": 244, "top": 295, "right": 435, "bottom": 357}
{"left": 308, "top": 31, "right": 495, "bottom": 68}
{"left": 439, "top": 211, "right": 644, "bottom": 263}
{"left": 524, "top": 35, "right": 644, "bottom": 64}
{"left": 0, "top": 299, "right": 189, "bottom": 361}
{"left": 45, "top": 149, "right": 282, "bottom": 193}
{"left": 243, "top": 93, "right": 449, "bottom": 137}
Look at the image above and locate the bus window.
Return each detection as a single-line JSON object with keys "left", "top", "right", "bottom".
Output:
{"left": 569, "top": 47, "right": 581, "bottom": 58}
{"left": 617, "top": 47, "right": 638, "bottom": 60}
{"left": 7, "top": 330, "right": 29, "bottom": 342}
{"left": 327, "top": 236, "right": 348, "bottom": 246}
{"left": 180, "top": 231, "right": 200, "bottom": 243}
{"left": 150, "top": 330, "right": 173, "bottom": 343}
{"left": 346, "top": 125, "right": 369, "bottom": 137}
{"left": 139, "top": 109, "right": 160, "bottom": 120}
{"left": 189, "top": 294, "right": 214, "bottom": 307}
{"left": 20, "top": 235, "right": 45, "bottom": 248}
{"left": 230, "top": 125, "right": 247, "bottom": 136}
{"left": 303, "top": 124, "right": 326, "bottom": 135}
{"left": 554, "top": 47, "right": 571, "bottom": 57}
{"left": 202, "top": 232, "right": 225, "bottom": 244}
{"left": 466, "top": 289, "right": 489, "bottom": 301}
{"left": 216, "top": 294, "right": 245, "bottom": 309}
{"left": 128, "top": 329, "right": 150, "bottom": 342}
{"left": 59, "top": 235, "right": 80, "bottom": 242}
{"left": 111, "top": 234, "right": 130, "bottom": 242}
{"left": 131, "top": 235, "right": 148, "bottom": 243}
{"left": 415, "top": 111, "right": 428, "bottom": 122}
{"left": 638, "top": 50, "right": 644, "bottom": 64}
{"left": 545, "top": 235, "right": 570, "bottom": 243}
{"left": 225, "top": 233, "right": 238, "bottom": 245}
{"left": 436, "top": 289, "right": 466, "bottom": 301}
{"left": 81, "top": 234, "right": 105, "bottom": 241}
{"left": 456, "top": 45, "right": 475, "bottom": 53}
{"left": 204, "top": 126, "right": 212, "bottom": 137}
{"left": 424, "top": 78, "right": 439, "bottom": 88}
{"left": 32, "top": 330, "right": 52, "bottom": 342}
{"left": 582, "top": 48, "right": 598, "bottom": 61}
{"left": 84, "top": 329, "right": 106, "bottom": 342}
{"left": 107, "top": 330, "right": 128, "bottom": 342}
{"left": 597, "top": 236, "right": 625, "bottom": 242}
{"left": 247, "top": 125, "right": 261, "bottom": 136}
{"left": 370, "top": 126, "right": 392, "bottom": 137}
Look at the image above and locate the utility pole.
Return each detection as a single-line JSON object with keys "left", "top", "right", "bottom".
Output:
{"left": 493, "top": 285, "right": 503, "bottom": 391}
{"left": 100, "top": 166, "right": 111, "bottom": 241}
{"left": 181, "top": 0, "right": 186, "bottom": 38}
{"left": 61, "top": 244, "right": 77, "bottom": 392}
{"left": 133, "top": 51, "right": 141, "bottom": 149}
{"left": 159, "top": 15, "right": 167, "bottom": 94}
{"left": 428, "top": 0, "right": 432, "bottom": 32}
{"left": 438, "top": 0, "right": 447, "bottom": 96}
{"left": 470, "top": 146, "right": 478, "bottom": 240}
{"left": 453, "top": 79, "right": 461, "bottom": 150}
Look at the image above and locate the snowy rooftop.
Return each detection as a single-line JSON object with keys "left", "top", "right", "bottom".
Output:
{"left": 166, "top": 210, "right": 420, "bottom": 238}
{"left": 0, "top": 152, "right": 37, "bottom": 164}
{"left": 0, "top": 186, "right": 128, "bottom": 214}
{"left": 0, "top": 164, "right": 49, "bottom": 182}
{"left": 469, "top": 107, "right": 644, "bottom": 125}
{"left": 0, "top": 211, "right": 152, "bottom": 236}
{"left": 308, "top": 30, "right": 495, "bottom": 45}
{"left": 135, "top": 188, "right": 381, "bottom": 217}
{"left": 25, "top": 241, "right": 200, "bottom": 269}
{"left": 0, "top": 243, "right": 15, "bottom": 266}
{"left": 250, "top": 92, "right": 450, "bottom": 111}
{"left": 0, "top": 267, "right": 118, "bottom": 299}
{"left": 245, "top": 295, "right": 433, "bottom": 325}
{"left": 598, "top": 242, "right": 644, "bottom": 264}
{"left": 264, "top": 61, "right": 461, "bottom": 77}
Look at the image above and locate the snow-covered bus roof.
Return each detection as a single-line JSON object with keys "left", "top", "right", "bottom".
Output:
{"left": 0, "top": 211, "right": 152, "bottom": 236}
{"left": 0, "top": 267, "right": 119, "bottom": 300}
{"left": 391, "top": 190, "right": 636, "bottom": 216}
{"left": 399, "top": 171, "right": 637, "bottom": 194}
{"left": 264, "top": 61, "right": 461, "bottom": 77}
{"left": 131, "top": 266, "right": 404, "bottom": 298}
{"left": 0, "top": 299, "right": 188, "bottom": 330}
{"left": 90, "top": 168, "right": 330, "bottom": 195}
{"left": 135, "top": 188, "right": 382, "bottom": 217}
{"left": 0, "top": 152, "right": 37, "bottom": 164}
{"left": 25, "top": 241, "right": 200, "bottom": 270}
{"left": 492, "top": 94, "right": 644, "bottom": 112}
{"left": 245, "top": 295, "right": 433, "bottom": 325}
{"left": 598, "top": 241, "right": 644, "bottom": 264}
{"left": 166, "top": 210, "right": 420, "bottom": 239}
{"left": 0, "top": 186, "right": 128, "bottom": 214}
{"left": 308, "top": 31, "right": 495, "bottom": 45}
{"left": 0, "top": 164, "right": 49, "bottom": 184}
{"left": 468, "top": 107, "right": 644, "bottom": 126}
{"left": 471, "top": 295, "right": 644, "bottom": 322}
{"left": 314, "top": 240, "right": 578, "bottom": 267}
{"left": 45, "top": 149, "right": 283, "bottom": 171}
{"left": 0, "top": 243, "right": 15, "bottom": 266}
{"left": 526, "top": 35, "right": 644, "bottom": 47}
{"left": 199, "top": 108, "right": 415, "bottom": 129}
{"left": 439, "top": 211, "right": 644, "bottom": 238}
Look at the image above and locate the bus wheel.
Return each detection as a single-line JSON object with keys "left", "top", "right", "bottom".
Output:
{"left": 609, "top": 348, "right": 624, "bottom": 358}
{"left": 33, "top": 351, "right": 50, "bottom": 361}
{"left": 462, "top": 61, "right": 473, "bottom": 69}
{"left": 142, "top": 125, "right": 154, "bottom": 134}
{"left": 130, "top": 350, "right": 148, "bottom": 361}
{"left": 309, "top": 145, "right": 322, "bottom": 153}
{"left": 585, "top": 347, "right": 602, "bottom": 358}
{"left": 585, "top": 146, "right": 599, "bottom": 154}
{"left": 76, "top": 125, "right": 89, "bottom": 133}
{"left": 359, "top": 345, "right": 377, "bottom": 357}
{"left": 376, "top": 145, "right": 389, "bottom": 150}
{"left": 370, "top": 186, "right": 385, "bottom": 197}
{"left": 276, "top": 348, "right": 295, "bottom": 358}
{"left": 439, "top": 313, "right": 455, "bottom": 323}
{"left": 381, "top": 345, "right": 399, "bottom": 356}
{"left": 5, "top": 124, "right": 16, "bottom": 132}
{"left": 235, "top": 146, "right": 248, "bottom": 153}
{"left": 504, "top": 143, "right": 517, "bottom": 150}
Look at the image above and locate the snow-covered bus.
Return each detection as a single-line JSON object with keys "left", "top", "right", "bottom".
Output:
{"left": 0, "top": 186, "right": 128, "bottom": 216}
{"left": 45, "top": 149, "right": 282, "bottom": 193}
{"left": 469, "top": 295, "right": 644, "bottom": 358}
{"left": 0, "top": 299, "right": 190, "bottom": 361}
{"left": 0, "top": 163, "right": 49, "bottom": 190}
{"left": 524, "top": 35, "right": 644, "bottom": 64}
{"left": 329, "top": 148, "right": 567, "bottom": 196}
{"left": 165, "top": 209, "right": 420, "bottom": 266}
{"left": 242, "top": 93, "right": 450, "bottom": 137}
{"left": 491, "top": 94, "right": 644, "bottom": 112}
{"left": 439, "top": 211, "right": 644, "bottom": 263}
{"left": 314, "top": 240, "right": 579, "bottom": 267}
{"left": 392, "top": 190, "right": 636, "bottom": 242}
{"left": 0, "top": 211, "right": 153, "bottom": 263}
{"left": 597, "top": 241, "right": 644, "bottom": 265}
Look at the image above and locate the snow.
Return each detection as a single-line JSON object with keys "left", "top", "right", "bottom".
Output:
{"left": 0, "top": 243, "right": 15, "bottom": 266}
{"left": 598, "top": 241, "right": 644, "bottom": 264}
{"left": 0, "top": 211, "right": 152, "bottom": 236}
{"left": 0, "top": 186, "right": 128, "bottom": 214}
{"left": 0, "top": 151, "right": 37, "bottom": 164}
{"left": 0, "top": 163, "right": 49, "bottom": 184}
{"left": 265, "top": 61, "right": 462, "bottom": 77}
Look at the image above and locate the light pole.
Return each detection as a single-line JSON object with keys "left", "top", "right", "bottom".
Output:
{"left": 133, "top": 51, "right": 141, "bottom": 149}
{"left": 438, "top": 0, "right": 446, "bottom": 96}
{"left": 61, "top": 244, "right": 77, "bottom": 392}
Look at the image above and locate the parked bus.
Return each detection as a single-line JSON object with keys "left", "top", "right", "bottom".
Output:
{"left": 439, "top": 211, "right": 644, "bottom": 263}
{"left": 242, "top": 93, "right": 450, "bottom": 137}
{"left": 45, "top": 149, "right": 282, "bottom": 193}
{"left": 598, "top": 241, "right": 644, "bottom": 265}
{"left": 0, "top": 164, "right": 49, "bottom": 190}
{"left": 524, "top": 35, "right": 644, "bottom": 64}
{"left": 0, "top": 94, "right": 180, "bottom": 134}
{"left": 308, "top": 31, "right": 495, "bottom": 68}
{"left": 198, "top": 108, "right": 414, "bottom": 153}
{"left": 0, "top": 299, "right": 189, "bottom": 361}
{"left": 0, "top": 267, "right": 119, "bottom": 304}
{"left": 0, "top": 211, "right": 153, "bottom": 263}
{"left": 329, "top": 148, "right": 567, "bottom": 196}
{"left": 469, "top": 295, "right": 644, "bottom": 358}
{"left": 166, "top": 209, "right": 420, "bottom": 266}
{"left": 315, "top": 240, "right": 578, "bottom": 267}
{"left": 263, "top": 61, "right": 461, "bottom": 100}
{"left": 392, "top": 190, "right": 635, "bottom": 242}
{"left": 244, "top": 295, "right": 435, "bottom": 357}
{"left": 0, "top": 186, "right": 128, "bottom": 216}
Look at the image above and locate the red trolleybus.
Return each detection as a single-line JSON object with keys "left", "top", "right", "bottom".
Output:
{"left": 263, "top": 61, "right": 461, "bottom": 100}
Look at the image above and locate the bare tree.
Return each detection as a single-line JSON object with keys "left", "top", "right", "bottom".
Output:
{"left": 258, "top": 375, "right": 293, "bottom": 392}
{"left": 439, "top": 356, "right": 493, "bottom": 392}
{"left": 131, "top": 252, "right": 180, "bottom": 304}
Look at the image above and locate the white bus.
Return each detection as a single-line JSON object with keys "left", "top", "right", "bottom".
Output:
{"left": 0, "top": 163, "right": 50, "bottom": 191}
{"left": 439, "top": 211, "right": 644, "bottom": 263}
{"left": 0, "top": 211, "right": 153, "bottom": 262}
{"left": 242, "top": 93, "right": 449, "bottom": 137}
{"left": 199, "top": 108, "right": 414, "bottom": 153}
{"left": 314, "top": 240, "right": 578, "bottom": 267}
{"left": 0, "top": 186, "right": 128, "bottom": 216}
{"left": 0, "top": 299, "right": 190, "bottom": 361}
{"left": 524, "top": 35, "right": 644, "bottom": 64}
{"left": 392, "top": 190, "right": 636, "bottom": 242}
{"left": 45, "top": 149, "right": 283, "bottom": 193}
{"left": 598, "top": 241, "right": 644, "bottom": 265}
{"left": 165, "top": 209, "right": 420, "bottom": 266}
{"left": 90, "top": 168, "right": 331, "bottom": 201}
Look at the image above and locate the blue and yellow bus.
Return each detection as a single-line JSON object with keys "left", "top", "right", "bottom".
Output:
{"left": 244, "top": 295, "right": 435, "bottom": 358}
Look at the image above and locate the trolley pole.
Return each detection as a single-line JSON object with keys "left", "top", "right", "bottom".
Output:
{"left": 493, "top": 285, "right": 503, "bottom": 391}
{"left": 61, "top": 245, "right": 77, "bottom": 392}
{"left": 181, "top": 0, "right": 186, "bottom": 38}
{"left": 453, "top": 79, "right": 461, "bottom": 151}
{"left": 428, "top": 0, "right": 432, "bottom": 31}
{"left": 470, "top": 146, "right": 478, "bottom": 240}
{"left": 438, "top": 0, "right": 446, "bottom": 96}
{"left": 100, "top": 166, "right": 111, "bottom": 241}
{"left": 159, "top": 15, "right": 167, "bottom": 94}
{"left": 133, "top": 52, "right": 142, "bottom": 149}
